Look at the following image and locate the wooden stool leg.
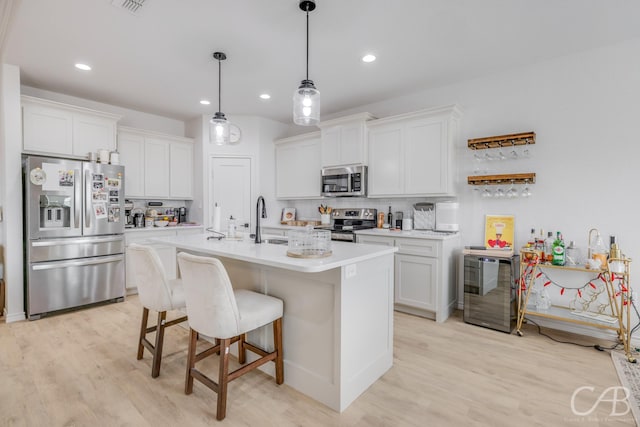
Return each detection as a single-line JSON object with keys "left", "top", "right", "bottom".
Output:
{"left": 238, "top": 333, "right": 246, "bottom": 364}
{"left": 274, "top": 317, "right": 284, "bottom": 385}
{"left": 151, "top": 311, "right": 167, "bottom": 378}
{"left": 217, "top": 338, "right": 231, "bottom": 421}
{"left": 137, "top": 307, "right": 150, "bottom": 360}
{"left": 185, "top": 328, "right": 198, "bottom": 395}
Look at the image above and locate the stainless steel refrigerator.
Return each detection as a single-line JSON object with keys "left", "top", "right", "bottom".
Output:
{"left": 23, "top": 155, "right": 125, "bottom": 319}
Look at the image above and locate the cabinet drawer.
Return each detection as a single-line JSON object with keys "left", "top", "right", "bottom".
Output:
{"left": 395, "top": 237, "right": 440, "bottom": 257}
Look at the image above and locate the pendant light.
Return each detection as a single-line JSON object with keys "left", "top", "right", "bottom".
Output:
{"left": 210, "top": 51, "right": 240, "bottom": 145}
{"left": 293, "top": 0, "right": 320, "bottom": 126}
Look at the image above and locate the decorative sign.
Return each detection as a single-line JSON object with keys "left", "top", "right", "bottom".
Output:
{"left": 484, "top": 214, "right": 514, "bottom": 250}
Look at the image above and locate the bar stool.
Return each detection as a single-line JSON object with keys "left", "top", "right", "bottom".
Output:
{"left": 177, "top": 252, "right": 284, "bottom": 421}
{"left": 128, "top": 243, "right": 188, "bottom": 378}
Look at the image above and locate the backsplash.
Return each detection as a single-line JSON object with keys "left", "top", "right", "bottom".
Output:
{"left": 282, "top": 197, "right": 457, "bottom": 224}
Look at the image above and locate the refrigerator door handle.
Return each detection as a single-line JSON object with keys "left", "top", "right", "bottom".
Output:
{"left": 32, "top": 254, "right": 123, "bottom": 271}
{"left": 74, "top": 168, "right": 81, "bottom": 228}
{"left": 31, "top": 236, "right": 123, "bottom": 247}
{"left": 85, "top": 169, "right": 92, "bottom": 228}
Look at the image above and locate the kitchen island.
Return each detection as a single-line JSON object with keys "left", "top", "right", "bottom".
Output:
{"left": 151, "top": 233, "right": 397, "bottom": 412}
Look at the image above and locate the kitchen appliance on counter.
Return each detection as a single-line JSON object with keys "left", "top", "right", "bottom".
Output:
{"left": 124, "top": 199, "right": 134, "bottom": 228}
{"left": 178, "top": 206, "right": 187, "bottom": 223}
{"left": 325, "top": 208, "right": 377, "bottom": 242}
{"left": 463, "top": 253, "right": 519, "bottom": 333}
{"left": 435, "top": 201, "right": 459, "bottom": 232}
{"left": 321, "top": 165, "right": 367, "bottom": 197}
{"left": 23, "top": 155, "right": 125, "bottom": 319}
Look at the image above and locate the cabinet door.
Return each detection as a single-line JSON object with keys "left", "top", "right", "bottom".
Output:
{"left": 356, "top": 234, "right": 394, "bottom": 246}
{"left": 22, "top": 103, "right": 73, "bottom": 155}
{"left": 275, "top": 136, "right": 321, "bottom": 199}
{"left": 169, "top": 142, "right": 193, "bottom": 199}
{"left": 368, "top": 124, "right": 403, "bottom": 196}
{"left": 395, "top": 253, "right": 437, "bottom": 311}
{"left": 321, "top": 127, "right": 341, "bottom": 167}
{"left": 339, "top": 123, "right": 365, "bottom": 165}
{"left": 404, "top": 118, "right": 447, "bottom": 195}
{"left": 144, "top": 138, "right": 170, "bottom": 198}
{"left": 118, "top": 132, "right": 145, "bottom": 197}
{"left": 72, "top": 113, "right": 117, "bottom": 157}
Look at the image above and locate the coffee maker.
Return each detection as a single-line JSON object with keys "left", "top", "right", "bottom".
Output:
{"left": 124, "top": 200, "right": 134, "bottom": 228}
{"left": 178, "top": 207, "right": 187, "bottom": 223}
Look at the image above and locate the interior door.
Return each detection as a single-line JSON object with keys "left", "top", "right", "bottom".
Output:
{"left": 210, "top": 157, "right": 252, "bottom": 231}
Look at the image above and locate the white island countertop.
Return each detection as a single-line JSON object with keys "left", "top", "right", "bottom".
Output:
{"left": 151, "top": 232, "right": 397, "bottom": 273}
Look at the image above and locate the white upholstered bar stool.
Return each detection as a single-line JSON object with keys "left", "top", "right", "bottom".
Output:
{"left": 177, "top": 252, "right": 284, "bottom": 421}
{"left": 128, "top": 243, "right": 188, "bottom": 378}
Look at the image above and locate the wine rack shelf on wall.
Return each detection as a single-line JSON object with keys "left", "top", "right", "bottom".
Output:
{"left": 467, "top": 131, "right": 535, "bottom": 150}
{"left": 468, "top": 131, "right": 536, "bottom": 187}
{"left": 468, "top": 173, "right": 536, "bottom": 186}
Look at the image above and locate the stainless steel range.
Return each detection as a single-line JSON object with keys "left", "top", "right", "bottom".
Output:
{"left": 327, "top": 208, "right": 377, "bottom": 242}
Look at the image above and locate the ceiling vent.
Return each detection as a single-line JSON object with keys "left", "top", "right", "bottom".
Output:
{"left": 111, "top": 0, "right": 148, "bottom": 15}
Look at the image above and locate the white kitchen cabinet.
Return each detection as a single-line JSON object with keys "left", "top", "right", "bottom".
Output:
{"left": 367, "top": 105, "right": 461, "bottom": 197}
{"left": 355, "top": 232, "right": 460, "bottom": 322}
{"left": 319, "top": 112, "right": 375, "bottom": 167}
{"left": 274, "top": 132, "right": 321, "bottom": 199}
{"left": 118, "top": 132, "right": 145, "bottom": 197}
{"left": 144, "top": 138, "right": 170, "bottom": 198}
{"left": 22, "top": 95, "right": 120, "bottom": 158}
{"left": 118, "top": 126, "right": 194, "bottom": 200}
{"left": 169, "top": 142, "right": 193, "bottom": 199}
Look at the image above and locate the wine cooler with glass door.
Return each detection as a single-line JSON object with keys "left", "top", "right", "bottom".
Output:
{"left": 463, "top": 254, "right": 519, "bottom": 333}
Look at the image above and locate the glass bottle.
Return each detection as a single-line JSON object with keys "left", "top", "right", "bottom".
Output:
{"left": 544, "top": 231, "right": 554, "bottom": 263}
{"left": 552, "top": 231, "right": 565, "bottom": 266}
{"left": 527, "top": 228, "right": 536, "bottom": 248}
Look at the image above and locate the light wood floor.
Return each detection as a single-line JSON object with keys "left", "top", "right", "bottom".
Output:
{"left": 0, "top": 296, "right": 635, "bottom": 426}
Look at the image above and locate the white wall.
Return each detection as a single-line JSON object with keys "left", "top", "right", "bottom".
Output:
{"left": 1, "top": 63, "right": 23, "bottom": 320}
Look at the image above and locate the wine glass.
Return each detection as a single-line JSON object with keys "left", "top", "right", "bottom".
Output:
{"left": 495, "top": 144, "right": 507, "bottom": 161}
{"left": 506, "top": 180, "right": 518, "bottom": 198}
{"left": 495, "top": 181, "right": 505, "bottom": 198}
{"left": 508, "top": 140, "right": 518, "bottom": 159}
{"left": 482, "top": 181, "right": 493, "bottom": 198}
{"left": 521, "top": 138, "right": 531, "bottom": 158}
{"left": 521, "top": 179, "right": 532, "bottom": 197}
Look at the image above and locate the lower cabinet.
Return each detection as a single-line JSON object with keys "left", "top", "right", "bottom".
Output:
{"left": 356, "top": 233, "right": 459, "bottom": 322}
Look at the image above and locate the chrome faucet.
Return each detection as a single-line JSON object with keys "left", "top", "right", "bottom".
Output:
{"left": 255, "top": 196, "right": 267, "bottom": 243}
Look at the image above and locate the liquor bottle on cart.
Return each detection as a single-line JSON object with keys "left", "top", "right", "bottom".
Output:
{"left": 552, "top": 232, "right": 565, "bottom": 266}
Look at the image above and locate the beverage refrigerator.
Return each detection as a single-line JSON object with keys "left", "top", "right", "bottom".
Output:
{"left": 23, "top": 155, "right": 125, "bottom": 319}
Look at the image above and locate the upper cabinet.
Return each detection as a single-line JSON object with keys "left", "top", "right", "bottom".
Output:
{"left": 318, "top": 112, "right": 376, "bottom": 167}
{"left": 118, "top": 126, "right": 194, "bottom": 200}
{"left": 367, "top": 105, "right": 462, "bottom": 198}
{"left": 22, "top": 95, "right": 121, "bottom": 158}
{"left": 274, "top": 132, "right": 321, "bottom": 199}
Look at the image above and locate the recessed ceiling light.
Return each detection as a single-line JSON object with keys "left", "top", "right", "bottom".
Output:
{"left": 75, "top": 63, "right": 92, "bottom": 71}
{"left": 362, "top": 54, "right": 376, "bottom": 63}
{"left": 259, "top": 94, "right": 271, "bottom": 100}
{"left": 200, "top": 99, "right": 211, "bottom": 105}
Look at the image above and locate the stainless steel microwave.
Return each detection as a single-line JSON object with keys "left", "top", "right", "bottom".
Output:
{"left": 321, "top": 165, "right": 367, "bottom": 197}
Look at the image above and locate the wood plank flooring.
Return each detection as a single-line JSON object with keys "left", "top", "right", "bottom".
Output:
{"left": 0, "top": 296, "right": 635, "bottom": 426}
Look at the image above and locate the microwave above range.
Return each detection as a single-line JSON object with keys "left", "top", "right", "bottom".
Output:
{"left": 321, "top": 165, "right": 367, "bottom": 197}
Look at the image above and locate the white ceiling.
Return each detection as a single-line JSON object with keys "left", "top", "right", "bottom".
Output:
{"left": 4, "top": 0, "right": 640, "bottom": 125}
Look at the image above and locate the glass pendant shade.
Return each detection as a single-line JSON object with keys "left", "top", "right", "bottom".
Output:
{"left": 293, "top": 79, "right": 320, "bottom": 126}
{"left": 210, "top": 112, "right": 230, "bottom": 145}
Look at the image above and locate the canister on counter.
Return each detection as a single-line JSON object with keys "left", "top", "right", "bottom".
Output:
{"left": 145, "top": 217, "right": 154, "bottom": 227}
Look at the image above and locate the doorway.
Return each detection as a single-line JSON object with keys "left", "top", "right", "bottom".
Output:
{"left": 209, "top": 157, "right": 252, "bottom": 232}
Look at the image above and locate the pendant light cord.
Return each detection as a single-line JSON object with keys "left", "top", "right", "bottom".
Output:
{"left": 306, "top": 5, "right": 309, "bottom": 81}
{"left": 218, "top": 59, "right": 222, "bottom": 113}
